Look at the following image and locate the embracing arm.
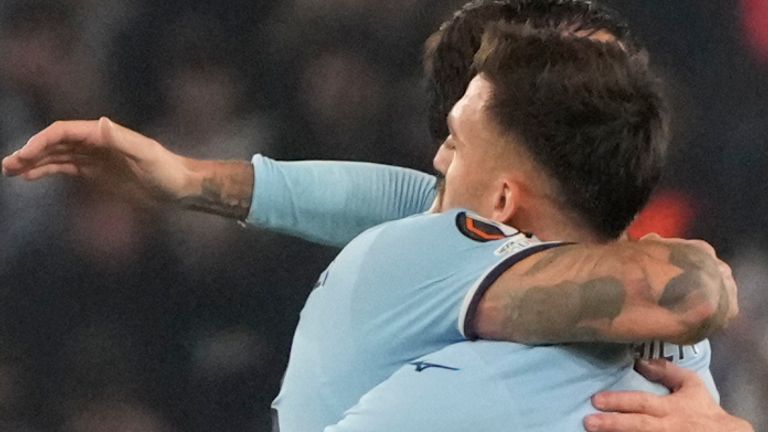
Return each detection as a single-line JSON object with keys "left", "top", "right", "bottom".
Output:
{"left": 474, "top": 236, "right": 737, "bottom": 345}
{"left": 2, "top": 118, "right": 437, "bottom": 247}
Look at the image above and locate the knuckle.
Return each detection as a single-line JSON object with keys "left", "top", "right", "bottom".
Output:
{"left": 718, "top": 263, "right": 733, "bottom": 278}
{"left": 702, "top": 244, "right": 717, "bottom": 257}
{"left": 640, "top": 416, "right": 658, "bottom": 431}
{"left": 637, "top": 398, "right": 652, "bottom": 412}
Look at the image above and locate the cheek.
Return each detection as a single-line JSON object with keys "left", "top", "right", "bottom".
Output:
{"left": 448, "top": 160, "right": 493, "bottom": 204}
{"left": 443, "top": 160, "right": 469, "bottom": 201}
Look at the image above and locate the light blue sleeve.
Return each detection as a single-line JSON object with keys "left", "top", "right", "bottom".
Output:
{"left": 245, "top": 155, "right": 438, "bottom": 247}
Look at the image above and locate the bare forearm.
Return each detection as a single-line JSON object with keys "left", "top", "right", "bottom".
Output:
{"left": 177, "top": 159, "right": 254, "bottom": 220}
{"left": 476, "top": 240, "right": 730, "bottom": 345}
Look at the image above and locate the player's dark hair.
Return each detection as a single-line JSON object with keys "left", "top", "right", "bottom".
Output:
{"left": 474, "top": 22, "right": 668, "bottom": 239}
{"left": 424, "top": 0, "right": 633, "bottom": 143}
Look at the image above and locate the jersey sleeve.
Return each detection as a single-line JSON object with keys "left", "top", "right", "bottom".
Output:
{"left": 245, "top": 155, "right": 438, "bottom": 247}
{"left": 457, "top": 240, "right": 570, "bottom": 339}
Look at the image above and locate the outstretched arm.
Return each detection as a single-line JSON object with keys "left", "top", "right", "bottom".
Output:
{"left": 2, "top": 118, "right": 254, "bottom": 218}
{"left": 586, "top": 360, "right": 754, "bottom": 432}
{"left": 2, "top": 119, "right": 437, "bottom": 246}
{"left": 473, "top": 235, "right": 737, "bottom": 345}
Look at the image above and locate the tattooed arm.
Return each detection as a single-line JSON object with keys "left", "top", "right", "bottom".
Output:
{"left": 177, "top": 159, "right": 253, "bottom": 220}
{"left": 1, "top": 118, "right": 255, "bottom": 220}
{"left": 474, "top": 236, "right": 737, "bottom": 345}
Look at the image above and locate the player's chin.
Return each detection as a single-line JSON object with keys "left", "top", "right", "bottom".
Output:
{"left": 432, "top": 193, "right": 445, "bottom": 213}
{"left": 432, "top": 177, "right": 446, "bottom": 213}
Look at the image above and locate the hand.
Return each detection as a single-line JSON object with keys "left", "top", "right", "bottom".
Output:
{"left": 585, "top": 359, "right": 754, "bottom": 432}
{"left": 2, "top": 117, "right": 192, "bottom": 201}
{"left": 641, "top": 233, "right": 739, "bottom": 324}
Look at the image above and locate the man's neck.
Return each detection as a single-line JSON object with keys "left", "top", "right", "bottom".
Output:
{"left": 510, "top": 204, "right": 607, "bottom": 244}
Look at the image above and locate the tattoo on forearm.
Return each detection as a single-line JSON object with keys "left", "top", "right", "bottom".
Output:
{"left": 179, "top": 161, "right": 254, "bottom": 220}
{"left": 659, "top": 244, "right": 729, "bottom": 341}
{"left": 504, "top": 277, "right": 626, "bottom": 342}
{"left": 659, "top": 271, "right": 705, "bottom": 312}
{"left": 659, "top": 245, "right": 713, "bottom": 312}
{"left": 499, "top": 242, "right": 727, "bottom": 344}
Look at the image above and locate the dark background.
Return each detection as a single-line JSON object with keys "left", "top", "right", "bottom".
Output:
{"left": 0, "top": 0, "right": 766, "bottom": 430}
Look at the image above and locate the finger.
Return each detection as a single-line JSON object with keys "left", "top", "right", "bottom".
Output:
{"left": 46, "top": 143, "right": 81, "bottom": 155}
{"left": 32, "top": 153, "right": 94, "bottom": 168}
{"left": 592, "top": 391, "right": 667, "bottom": 416}
{"left": 584, "top": 413, "right": 662, "bottom": 432}
{"left": 2, "top": 151, "right": 23, "bottom": 176}
{"left": 640, "top": 233, "right": 662, "bottom": 241}
{"left": 687, "top": 239, "right": 716, "bottom": 258}
{"left": 722, "top": 274, "right": 739, "bottom": 320}
{"left": 20, "top": 143, "right": 78, "bottom": 157}
{"left": 17, "top": 120, "right": 101, "bottom": 161}
{"left": 634, "top": 359, "right": 700, "bottom": 392}
{"left": 726, "top": 276, "right": 739, "bottom": 319}
{"left": 716, "top": 260, "right": 733, "bottom": 278}
{"left": 20, "top": 162, "right": 96, "bottom": 181}
{"left": 4, "top": 152, "right": 94, "bottom": 177}
{"left": 712, "top": 259, "right": 738, "bottom": 318}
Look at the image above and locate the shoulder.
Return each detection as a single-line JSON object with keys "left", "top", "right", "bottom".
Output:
{"left": 379, "top": 209, "right": 525, "bottom": 246}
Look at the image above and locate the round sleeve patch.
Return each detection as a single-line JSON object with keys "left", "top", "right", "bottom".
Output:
{"left": 455, "top": 212, "right": 518, "bottom": 242}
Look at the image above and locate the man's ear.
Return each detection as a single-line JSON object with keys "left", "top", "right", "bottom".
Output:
{"left": 491, "top": 178, "right": 521, "bottom": 225}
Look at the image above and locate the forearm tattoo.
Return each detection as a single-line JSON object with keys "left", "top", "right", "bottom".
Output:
{"left": 503, "top": 277, "right": 626, "bottom": 342}
{"left": 179, "top": 161, "right": 254, "bottom": 220}
{"left": 499, "top": 243, "right": 725, "bottom": 344}
{"left": 665, "top": 245, "right": 730, "bottom": 343}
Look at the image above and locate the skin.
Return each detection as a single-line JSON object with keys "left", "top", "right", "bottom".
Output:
{"left": 1, "top": 117, "right": 254, "bottom": 220}
{"left": 587, "top": 360, "right": 755, "bottom": 432}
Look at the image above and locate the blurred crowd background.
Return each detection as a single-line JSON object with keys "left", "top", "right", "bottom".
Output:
{"left": 0, "top": 0, "right": 766, "bottom": 431}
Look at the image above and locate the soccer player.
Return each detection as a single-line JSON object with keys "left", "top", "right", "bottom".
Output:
{"left": 1, "top": 1, "right": 745, "bottom": 431}
{"left": 308, "top": 22, "right": 734, "bottom": 431}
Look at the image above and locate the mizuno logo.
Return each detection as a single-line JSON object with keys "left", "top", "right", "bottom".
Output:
{"left": 409, "top": 361, "right": 460, "bottom": 372}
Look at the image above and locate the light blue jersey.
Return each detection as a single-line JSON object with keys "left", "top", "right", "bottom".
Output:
{"left": 323, "top": 341, "right": 718, "bottom": 431}
{"left": 271, "top": 208, "right": 563, "bottom": 431}
{"left": 326, "top": 341, "right": 669, "bottom": 432}
{"left": 246, "top": 156, "right": 719, "bottom": 429}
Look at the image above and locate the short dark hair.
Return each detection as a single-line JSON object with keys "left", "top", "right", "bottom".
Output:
{"left": 425, "top": 0, "right": 633, "bottom": 143}
{"left": 474, "top": 22, "right": 668, "bottom": 239}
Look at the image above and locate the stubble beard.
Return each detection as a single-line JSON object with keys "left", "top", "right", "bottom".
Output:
{"left": 431, "top": 175, "right": 446, "bottom": 213}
